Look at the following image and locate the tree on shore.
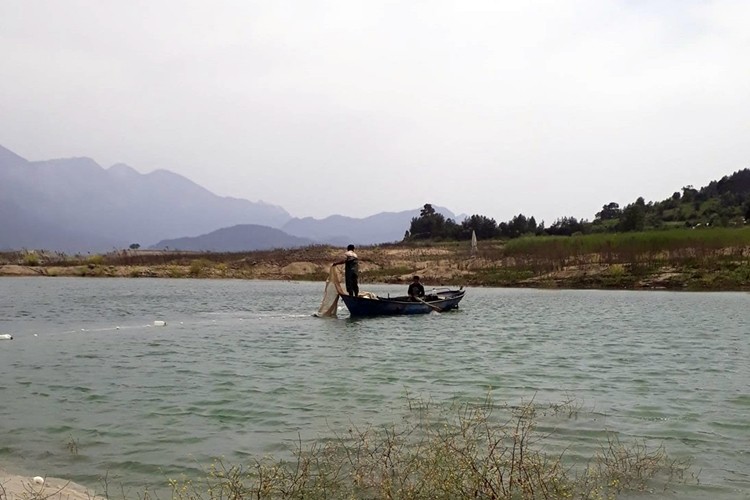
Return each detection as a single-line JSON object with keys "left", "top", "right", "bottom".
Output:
{"left": 462, "top": 214, "right": 499, "bottom": 239}
{"left": 618, "top": 197, "right": 646, "bottom": 232}
{"left": 546, "top": 216, "right": 587, "bottom": 236}
{"left": 407, "top": 204, "right": 461, "bottom": 240}
{"left": 596, "top": 202, "right": 621, "bottom": 221}
{"left": 499, "top": 213, "right": 539, "bottom": 238}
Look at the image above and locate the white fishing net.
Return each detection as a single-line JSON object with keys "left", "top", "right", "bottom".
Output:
{"left": 315, "top": 266, "right": 346, "bottom": 317}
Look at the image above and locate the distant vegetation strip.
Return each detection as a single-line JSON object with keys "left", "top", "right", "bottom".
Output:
{"left": 502, "top": 227, "right": 750, "bottom": 260}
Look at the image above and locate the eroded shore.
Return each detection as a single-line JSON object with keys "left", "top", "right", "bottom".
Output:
{"left": 2, "top": 242, "right": 749, "bottom": 290}
{"left": 0, "top": 467, "right": 100, "bottom": 499}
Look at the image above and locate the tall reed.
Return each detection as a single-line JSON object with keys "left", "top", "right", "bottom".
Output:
{"left": 500, "top": 228, "right": 750, "bottom": 272}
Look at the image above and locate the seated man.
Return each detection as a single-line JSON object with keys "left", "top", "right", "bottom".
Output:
{"left": 407, "top": 275, "right": 425, "bottom": 301}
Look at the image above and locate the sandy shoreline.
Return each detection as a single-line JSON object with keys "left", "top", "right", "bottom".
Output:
{"left": 0, "top": 467, "right": 100, "bottom": 499}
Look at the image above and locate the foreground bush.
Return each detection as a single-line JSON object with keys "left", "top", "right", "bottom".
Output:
{"left": 164, "top": 399, "right": 690, "bottom": 500}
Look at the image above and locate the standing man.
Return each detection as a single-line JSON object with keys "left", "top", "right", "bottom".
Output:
{"left": 408, "top": 275, "right": 425, "bottom": 301}
{"left": 333, "top": 244, "right": 359, "bottom": 296}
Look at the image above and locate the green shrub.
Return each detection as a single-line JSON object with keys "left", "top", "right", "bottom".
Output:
{"left": 23, "top": 252, "right": 40, "bottom": 266}
{"left": 166, "top": 265, "right": 187, "bottom": 278}
{"left": 189, "top": 259, "right": 213, "bottom": 276}
{"left": 608, "top": 264, "right": 625, "bottom": 277}
{"left": 87, "top": 254, "right": 105, "bottom": 266}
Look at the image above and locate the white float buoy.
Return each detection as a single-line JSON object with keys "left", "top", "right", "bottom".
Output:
{"left": 153, "top": 320, "right": 167, "bottom": 327}
{"left": 0, "top": 334, "right": 13, "bottom": 340}
{"left": 33, "top": 476, "right": 44, "bottom": 485}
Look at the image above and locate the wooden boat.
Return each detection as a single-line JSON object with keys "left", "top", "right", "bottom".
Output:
{"left": 339, "top": 288, "right": 465, "bottom": 317}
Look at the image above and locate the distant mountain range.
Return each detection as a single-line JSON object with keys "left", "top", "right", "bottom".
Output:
{"left": 281, "top": 207, "right": 458, "bottom": 247}
{"left": 0, "top": 144, "right": 458, "bottom": 253}
{"left": 152, "top": 224, "right": 316, "bottom": 252}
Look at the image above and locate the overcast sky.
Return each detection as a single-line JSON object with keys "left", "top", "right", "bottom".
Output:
{"left": 1, "top": 1, "right": 748, "bottom": 223}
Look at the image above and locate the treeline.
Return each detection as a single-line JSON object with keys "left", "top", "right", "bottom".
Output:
{"left": 406, "top": 169, "right": 750, "bottom": 241}
{"left": 405, "top": 205, "right": 546, "bottom": 240}
{"left": 405, "top": 204, "right": 583, "bottom": 241}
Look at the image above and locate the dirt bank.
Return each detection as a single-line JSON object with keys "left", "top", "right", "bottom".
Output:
{"left": 2, "top": 243, "right": 749, "bottom": 290}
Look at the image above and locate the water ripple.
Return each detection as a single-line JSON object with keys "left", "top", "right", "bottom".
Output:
{"left": 0, "top": 279, "right": 748, "bottom": 499}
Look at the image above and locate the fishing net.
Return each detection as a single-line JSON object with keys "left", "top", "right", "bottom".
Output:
{"left": 315, "top": 266, "right": 346, "bottom": 317}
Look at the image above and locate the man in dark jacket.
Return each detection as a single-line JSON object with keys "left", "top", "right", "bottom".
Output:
{"left": 408, "top": 275, "right": 425, "bottom": 301}
{"left": 333, "top": 244, "right": 359, "bottom": 296}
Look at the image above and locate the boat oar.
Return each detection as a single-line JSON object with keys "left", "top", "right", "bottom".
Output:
{"left": 417, "top": 296, "right": 442, "bottom": 313}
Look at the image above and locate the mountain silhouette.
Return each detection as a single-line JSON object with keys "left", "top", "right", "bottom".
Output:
{"left": 151, "top": 224, "right": 315, "bottom": 251}
{"left": 0, "top": 143, "right": 460, "bottom": 253}
{"left": 282, "top": 206, "right": 458, "bottom": 246}
{"left": 0, "top": 144, "right": 291, "bottom": 252}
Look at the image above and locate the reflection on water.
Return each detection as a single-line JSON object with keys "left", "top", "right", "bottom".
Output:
{"left": 0, "top": 278, "right": 748, "bottom": 498}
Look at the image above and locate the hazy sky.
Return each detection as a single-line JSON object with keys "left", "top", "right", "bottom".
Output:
{"left": 1, "top": 1, "right": 748, "bottom": 223}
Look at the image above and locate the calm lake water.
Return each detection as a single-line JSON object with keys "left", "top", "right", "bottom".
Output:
{"left": 0, "top": 278, "right": 748, "bottom": 498}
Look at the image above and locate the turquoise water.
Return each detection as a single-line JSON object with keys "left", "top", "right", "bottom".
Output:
{"left": 0, "top": 278, "right": 748, "bottom": 498}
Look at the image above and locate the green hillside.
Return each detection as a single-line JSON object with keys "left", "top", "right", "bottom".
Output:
{"left": 591, "top": 168, "right": 750, "bottom": 232}
{"left": 407, "top": 168, "right": 750, "bottom": 240}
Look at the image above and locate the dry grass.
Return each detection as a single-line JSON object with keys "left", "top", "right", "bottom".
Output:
{"left": 163, "top": 398, "right": 691, "bottom": 500}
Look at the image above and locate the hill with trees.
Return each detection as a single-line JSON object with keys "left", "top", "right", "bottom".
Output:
{"left": 406, "top": 169, "right": 750, "bottom": 241}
